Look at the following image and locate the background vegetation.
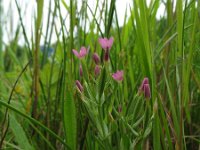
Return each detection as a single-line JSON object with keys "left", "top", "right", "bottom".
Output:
{"left": 0, "top": 0, "right": 200, "bottom": 149}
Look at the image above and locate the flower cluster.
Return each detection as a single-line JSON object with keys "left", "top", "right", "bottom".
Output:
{"left": 73, "top": 37, "right": 124, "bottom": 92}
{"left": 72, "top": 37, "right": 151, "bottom": 101}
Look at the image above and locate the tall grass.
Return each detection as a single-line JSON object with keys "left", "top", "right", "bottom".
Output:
{"left": 0, "top": 0, "right": 200, "bottom": 149}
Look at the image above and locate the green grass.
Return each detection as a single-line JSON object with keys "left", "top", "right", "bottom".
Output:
{"left": 0, "top": 0, "right": 200, "bottom": 149}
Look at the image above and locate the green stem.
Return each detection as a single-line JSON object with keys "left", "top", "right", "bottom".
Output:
{"left": 32, "top": 0, "right": 44, "bottom": 118}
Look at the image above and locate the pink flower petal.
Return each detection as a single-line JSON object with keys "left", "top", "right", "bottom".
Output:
{"left": 72, "top": 49, "right": 80, "bottom": 58}
{"left": 98, "top": 37, "right": 114, "bottom": 50}
{"left": 107, "top": 37, "right": 114, "bottom": 49}
{"left": 98, "top": 38, "right": 108, "bottom": 50}
{"left": 72, "top": 47, "right": 88, "bottom": 59}
{"left": 112, "top": 70, "right": 124, "bottom": 81}
{"left": 79, "top": 47, "right": 87, "bottom": 57}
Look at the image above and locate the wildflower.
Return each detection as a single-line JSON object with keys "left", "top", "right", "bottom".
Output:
{"left": 93, "top": 53, "right": 100, "bottom": 64}
{"left": 112, "top": 70, "right": 124, "bottom": 82}
{"left": 76, "top": 80, "right": 83, "bottom": 92}
{"left": 98, "top": 37, "right": 114, "bottom": 50}
{"left": 139, "top": 77, "right": 151, "bottom": 99}
{"left": 72, "top": 46, "right": 88, "bottom": 59}
{"left": 94, "top": 65, "right": 101, "bottom": 76}
{"left": 79, "top": 65, "right": 83, "bottom": 77}
{"left": 98, "top": 37, "right": 114, "bottom": 61}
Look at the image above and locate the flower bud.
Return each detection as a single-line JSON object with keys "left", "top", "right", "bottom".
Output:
{"left": 93, "top": 53, "right": 100, "bottom": 64}
{"left": 75, "top": 80, "right": 83, "bottom": 92}
{"left": 94, "top": 65, "right": 101, "bottom": 76}
{"left": 138, "top": 77, "right": 151, "bottom": 99}
{"left": 139, "top": 77, "right": 149, "bottom": 92}
{"left": 144, "top": 84, "right": 151, "bottom": 99}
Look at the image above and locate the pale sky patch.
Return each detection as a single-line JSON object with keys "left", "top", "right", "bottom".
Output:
{"left": 1, "top": 0, "right": 165, "bottom": 45}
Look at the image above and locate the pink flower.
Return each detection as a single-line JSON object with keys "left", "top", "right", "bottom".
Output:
{"left": 72, "top": 46, "right": 88, "bottom": 58}
{"left": 94, "top": 65, "right": 101, "bottom": 76}
{"left": 79, "top": 65, "right": 83, "bottom": 77}
{"left": 98, "top": 37, "right": 114, "bottom": 62}
{"left": 139, "top": 77, "right": 151, "bottom": 99}
{"left": 75, "top": 80, "right": 83, "bottom": 92}
{"left": 93, "top": 53, "right": 100, "bottom": 64}
{"left": 112, "top": 70, "right": 124, "bottom": 82}
{"left": 98, "top": 37, "right": 114, "bottom": 50}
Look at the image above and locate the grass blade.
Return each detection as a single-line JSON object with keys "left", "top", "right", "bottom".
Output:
{"left": 10, "top": 115, "right": 35, "bottom": 150}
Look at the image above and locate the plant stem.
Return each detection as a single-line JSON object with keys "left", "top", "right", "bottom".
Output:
{"left": 32, "top": 0, "right": 44, "bottom": 118}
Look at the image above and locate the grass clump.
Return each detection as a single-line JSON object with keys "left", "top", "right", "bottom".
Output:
{"left": 0, "top": 0, "right": 200, "bottom": 149}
